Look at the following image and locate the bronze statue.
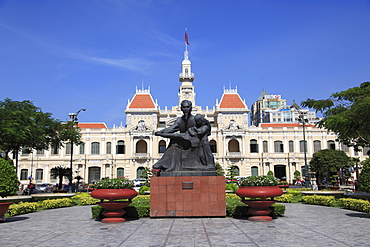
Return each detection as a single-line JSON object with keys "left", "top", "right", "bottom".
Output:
{"left": 153, "top": 100, "right": 215, "bottom": 174}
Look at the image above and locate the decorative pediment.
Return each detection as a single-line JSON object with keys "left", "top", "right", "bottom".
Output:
{"left": 222, "top": 119, "right": 246, "bottom": 131}
{"left": 130, "top": 120, "right": 153, "bottom": 132}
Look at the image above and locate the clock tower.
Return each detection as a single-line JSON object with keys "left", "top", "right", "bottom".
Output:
{"left": 178, "top": 50, "right": 196, "bottom": 106}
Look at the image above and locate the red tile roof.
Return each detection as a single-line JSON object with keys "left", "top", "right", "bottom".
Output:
{"left": 128, "top": 94, "right": 156, "bottom": 109}
{"left": 261, "top": 123, "right": 315, "bottom": 128}
{"left": 219, "top": 93, "right": 246, "bottom": 108}
{"left": 78, "top": 123, "right": 107, "bottom": 129}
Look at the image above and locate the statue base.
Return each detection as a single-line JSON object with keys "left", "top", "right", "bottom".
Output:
{"left": 150, "top": 176, "right": 226, "bottom": 217}
{"left": 160, "top": 171, "right": 216, "bottom": 177}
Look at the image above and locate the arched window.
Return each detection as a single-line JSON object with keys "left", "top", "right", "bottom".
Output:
{"left": 79, "top": 143, "right": 85, "bottom": 154}
{"left": 117, "top": 168, "right": 124, "bottom": 178}
{"left": 328, "top": 140, "right": 335, "bottom": 150}
{"left": 116, "top": 140, "right": 125, "bottom": 154}
{"left": 36, "top": 169, "right": 43, "bottom": 180}
{"left": 228, "top": 139, "right": 240, "bottom": 152}
{"left": 300, "top": 140, "right": 307, "bottom": 153}
{"left": 91, "top": 142, "right": 100, "bottom": 154}
{"left": 263, "top": 140, "right": 268, "bottom": 153}
{"left": 158, "top": 140, "right": 166, "bottom": 154}
{"left": 314, "top": 140, "right": 321, "bottom": 153}
{"left": 251, "top": 166, "right": 259, "bottom": 176}
{"left": 137, "top": 167, "right": 145, "bottom": 179}
{"left": 106, "top": 142, "right": 112, "bottom": 154}
{"left": 250, "top": 139, "right": 258, "bottom": 153}
{"left": 274, "top": 141, "right": 284, "bottom": 153}
{"left": 20, "top": 169, "right": 28, "bottom": 180}
{"left": 289, "top": 140, "right": 294, "bottom": 152}
{"left": 210, "top": 140, "right": 217, "bottom": 153}
{"left": 229, "top": 166, "right": 240, "bottom": 176}
{"left": 136, "top": 140, "right": 147, "bottom": 153}
{"left": 65, "top": 142, "right": 72, "bottom": 155}
{"left": 51, "top": 145, "right": 59, "bottom": 155}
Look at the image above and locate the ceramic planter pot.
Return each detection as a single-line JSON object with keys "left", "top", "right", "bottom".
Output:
{"left": 236, "top": 186, "right": 283, "bottom": 221}
{"left": 236, "top": 186, "right": 283, "bottom": 200}
{"left": 0, "top": 202, "right": 13, "bottom": 222}
{"left": 91, "top": 189, "right": 138, "bottom": 223}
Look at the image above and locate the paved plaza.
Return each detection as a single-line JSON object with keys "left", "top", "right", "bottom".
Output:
{"left": 1, "top": 203, "right": 370, "bottom": 247}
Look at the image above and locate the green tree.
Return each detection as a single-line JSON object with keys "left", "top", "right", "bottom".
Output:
{"left": 301, "top": 82, "right": 370, "bottom": 153}
{"left": 0, "top": 98, "right": 82, "bottom": 176}
{"left": 358, "top": 158, "right": 370, "bottom": 193}
{"left": 0, "top": 158, "right": 19, "bottom": 197}
{"left": 50, "top": 166, "right": 72, "bottom": 190}
{"left": 215, "top": 163, "right": 225, "bottom": 176}
{"left": 309, "top": 149, "right": 350, "bottom": 185}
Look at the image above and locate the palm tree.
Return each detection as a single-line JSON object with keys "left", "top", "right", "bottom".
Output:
{"left": 50, "top": 166, "right": 71, "bottom": 190}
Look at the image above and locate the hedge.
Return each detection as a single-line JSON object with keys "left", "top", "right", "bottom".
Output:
{"left": 302, "top": 195, "right": 335, "bottom": 206}
{"left": 339, "top": 198, "right": 370, "bottom": 213}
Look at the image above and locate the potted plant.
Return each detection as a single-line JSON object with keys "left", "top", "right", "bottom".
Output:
{"left": 0, "top": 158, "right": 20, "bottom": 222}
{"left": 90, "top": 177, "right": 137, "bottom": 223}
{"left": 236, "top": 175, "right": 283, "bottom": 221}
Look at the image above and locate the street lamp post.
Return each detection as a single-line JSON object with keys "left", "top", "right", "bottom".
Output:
{"left": 68, "top": 108, "right": 86, "bottom": 193}
{"left": 298, "top": 110, "right": 310, "bottom": 188}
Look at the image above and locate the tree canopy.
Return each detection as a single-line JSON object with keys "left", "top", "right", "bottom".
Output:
{"left": 301, "top": 82, "right": 370, "bottom": 153}
{"left": 0, "top": 98, "right": 82, "bottom": 157}
{"left": 309, "top": 149, "right": 350, "bottom": 184}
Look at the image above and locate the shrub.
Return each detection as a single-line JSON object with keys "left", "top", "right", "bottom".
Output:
{"left": 40, "top": 198, "right": 73, "bottom": 209}
{"left": 302, "top": 195, "right": 335, "bottom": 206}
{"left": 339, "top": 198, "right": 370, "bottom": 213}
{"left": 0, "top": 158, "right": 19, "bottom": 198}
{"left": 359, "top": 158, "right": 370, "bottom": 193}
{"left": 139, "top": 185, "right": 150, "bottom": 195}
{"left": 6, "top": 202, "right": 39, "bottom": 217}
{"left": 275, "top": 194, "right": 293, "bottom": 203}
{"left": 239, "top": 175, "right": 280, "bottom": 186}
{"left": 225, "top": 183, "right": 238, "bottom": 192}
{"left": 90, "top": 177, "right": 134, "bottom": 189}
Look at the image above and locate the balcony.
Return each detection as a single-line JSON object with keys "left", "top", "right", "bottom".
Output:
{"left": 134, "top": 153, "right": 149, "bottom": 160}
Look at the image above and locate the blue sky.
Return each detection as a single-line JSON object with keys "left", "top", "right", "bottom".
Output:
{"left": 1, "top": 0, "right": 369, "bottom": 127}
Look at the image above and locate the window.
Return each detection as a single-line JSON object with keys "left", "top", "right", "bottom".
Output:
{"left": 364, "top": 147, "right": 370, "bottom": 156}
{"left": 250, "top": 139, "right": 258, "bottom": 153}
{"left": 251, "top": 166, "right": 259, "bottom": 176}
{"left": 263, "top": 141, "right": 268, "bottom": 153}
{"left": 328, "top": 140, "right": 335, "bottom": 150}
{"left": 116, "top": 141, "right": 125, "bottom": 154}
{"left": 289, "top": 141, "right": 294, "bottom": 153}
{"left": 91, "top": 142, "right": 100, "bottom": 154}
{"left": 210, "top": 140, "right": 217, "bottom": 153}
{"left": 313, "top": 140, "right": 321, "bottom": 153}
{"left": 79, "top": 143, "right": 85, "bottom": 154}
{"left": 274, "top": 141, "right": 284, "bottom": 153}
{"left": 229, "top": 166, "right": 240, "bottom": 176}
{"left": 36, "top": 169, "right": 43, "bottom": 180}
{"left": 158, "top": 140, "right": 166, "bottom": 154}
{"left": 106, "top": 142, "right": 112, "bottom": 154}
{"left": 136, "top": 140, "right": 147, "bottom": 153}
{"left": 117, "top": 168, "right": 124, "bottom": 178}
{"left": 341, "top": 143, "right": 349, "bottom": 152}
{"left": 22, "top": 147, "right": 31, "bottom": 155}
{"left": 137, "top": 167, "right": 145, "bottom": 179}
{"left": 36, "top": 149, "right": 44, "bottom": 155}
{"left": 51, "top": 145, "right": 59, "bottom": 155}
{"left": 65, "top": 142, "right": 72, "bottom": 155}
{"left": 20, "top": 169, "right": 28, "bottom": 180}
{"left": 228, "top": 139, "right": 240, "bottom": 152}
{"left": 159, "top": 122, "right": 166, "bottom": 127}
{"left": 300, "top": 140, "right": 307, "bottom": 153}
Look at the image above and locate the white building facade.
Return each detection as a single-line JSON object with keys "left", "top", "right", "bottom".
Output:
{"left": 14, "top": 50, "right": 368, "bottom": 187}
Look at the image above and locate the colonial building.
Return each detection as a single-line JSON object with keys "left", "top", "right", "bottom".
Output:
{"left": 14, "top": 49, "right": 367, "bottom": 188}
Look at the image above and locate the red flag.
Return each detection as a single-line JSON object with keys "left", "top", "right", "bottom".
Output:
{"left": 185, "top": 30, "right": 190, "bottom": 45}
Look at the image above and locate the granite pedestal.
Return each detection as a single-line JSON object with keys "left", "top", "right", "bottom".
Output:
{"left": 150, "top": 176, "right": 226, "bottom": 217}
